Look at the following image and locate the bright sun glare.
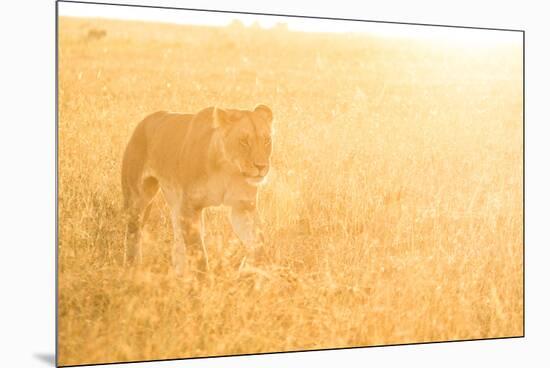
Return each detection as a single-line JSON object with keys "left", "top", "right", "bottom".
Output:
{"left": 59, "top": 2, "right": 521, "bottom": 47}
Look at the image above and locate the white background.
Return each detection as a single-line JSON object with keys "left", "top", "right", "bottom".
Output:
{"left": 0, "top": 0, "right": 548, "bottom": 367}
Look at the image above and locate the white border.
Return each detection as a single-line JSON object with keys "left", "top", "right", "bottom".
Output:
{"left": 2, "top": 1, "right": 549, "bottom": 367}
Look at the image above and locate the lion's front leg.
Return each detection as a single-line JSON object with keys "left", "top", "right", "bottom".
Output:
{"left": 178, "top": 206, "right": 208, "bottom": 276}
{"left": 167, "top": 194, "right": 207, "bottom": 277}
{"left": 230, "top": 201, "right": 265, "bottom": 263}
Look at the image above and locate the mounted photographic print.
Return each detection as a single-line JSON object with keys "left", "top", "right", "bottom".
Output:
{"left": 56, "top": 1, "right": 524, "bottom": 366}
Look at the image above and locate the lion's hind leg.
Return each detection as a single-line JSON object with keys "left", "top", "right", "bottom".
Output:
{"left": 123, "top": 176, "right": 159, "bottom": 266}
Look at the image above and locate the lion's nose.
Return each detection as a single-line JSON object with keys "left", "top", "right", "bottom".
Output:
{"left": 254, "top": 163, "right": 268, "bottom": 172}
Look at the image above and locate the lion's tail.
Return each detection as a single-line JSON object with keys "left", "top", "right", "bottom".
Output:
{"left": 121, "top": 111, "right": 167, "bottom": 210}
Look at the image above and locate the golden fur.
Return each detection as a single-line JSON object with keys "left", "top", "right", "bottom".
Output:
{"left": 121, "top": 105, "right": 273, "bottom": 275}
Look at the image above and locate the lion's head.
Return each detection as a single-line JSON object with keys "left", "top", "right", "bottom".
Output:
{"left": 214, "top": 104, "right": 273, "bottom": 186}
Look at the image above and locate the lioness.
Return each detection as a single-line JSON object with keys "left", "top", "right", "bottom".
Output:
{"left": 121, "top": 105, "right": 273, "bottom": 275}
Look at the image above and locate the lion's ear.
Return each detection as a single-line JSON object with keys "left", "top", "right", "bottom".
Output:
{"left": 254, "top": 104, "right": 273, "bottom": 123}
{"left": 213, "top": 107, "right": 230, "bottom": 129}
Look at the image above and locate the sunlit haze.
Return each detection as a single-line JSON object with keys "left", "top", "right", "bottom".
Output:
{"left": 59, "top": 1, "right": 521, "bottom": 46}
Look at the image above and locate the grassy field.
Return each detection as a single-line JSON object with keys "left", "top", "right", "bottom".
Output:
{"left": 58, "top": 17, "right": 523, "bottom": 366}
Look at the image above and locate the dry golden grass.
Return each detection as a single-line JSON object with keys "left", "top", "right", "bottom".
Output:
{"left": 58, "top": 17, "right": 523, "bottom": 366}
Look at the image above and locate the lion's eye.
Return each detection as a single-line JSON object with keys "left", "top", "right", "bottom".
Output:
{"left": 240, "top": 138, "right": 249, "bottom": 147}
{"left": 264, "top": 137, "right": 271, "bottom": 146}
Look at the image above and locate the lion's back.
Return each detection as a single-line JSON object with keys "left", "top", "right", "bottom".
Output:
{"left": 122, "top": 108, "right": 219, "bottom": 189}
